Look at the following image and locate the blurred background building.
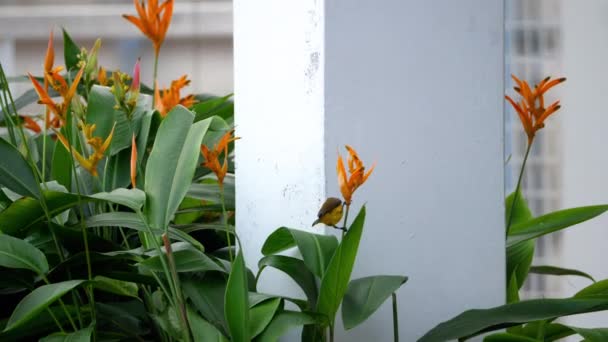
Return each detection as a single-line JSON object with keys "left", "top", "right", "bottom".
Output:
{"left": 0, "top": 0, "right": 234, "bottom": 96}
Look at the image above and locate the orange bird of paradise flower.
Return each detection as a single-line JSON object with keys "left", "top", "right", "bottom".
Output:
{"left": 55, "top": 123, "right": 115, "bottom": 177}
{"left": 154, "top": 75, "right": 197, "bottom": 116}
{"left": 505, "top": 75, "right": 566, "bottom": 145}
{"left": 337, "top": 145, "right": 375, "bottom": 205}
{"left": 123, "top": 0, "right": 174, "bottom": 57}
{"left": 200, "top": 129, "right": 239, "bottom": 187}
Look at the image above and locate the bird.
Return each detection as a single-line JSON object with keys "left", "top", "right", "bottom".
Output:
{"left": 312, "top": 197, "right": 344, "bottom": 230}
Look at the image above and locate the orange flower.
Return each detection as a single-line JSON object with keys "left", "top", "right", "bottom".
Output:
{"left": 123, "top": 0, "right": 174, "bottom": 56}
{"left": 505, "top": 75, "right": 566, "bottom": 144}
{"left": 28, "top": 66, "right": 84, "bottom": 126}
{"left": 131, "top": 134, "right": 138, "bottom": 188}
{"left": 337, "top": 145, "right": 374, "bottom": 205}
{"left": 200, "top": 129, "right": 239, "bottom": 186}
{"left": 55, "top": 123, "right": 115, "bottom": 176}
{"left": 154, "top": 75, "right": 197, "bottom": 116}
{"left": 20, "top": 116, "right": 42, "bottom": 134}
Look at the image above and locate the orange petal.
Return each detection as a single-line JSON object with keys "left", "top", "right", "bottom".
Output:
{"left": 538, "top": 77, "right": 566, "bottom": 95}
{"left": 44, "top": 30, "right": 54, "bottom": 73}
{"left": 21, "top": 116, "right": 42, "bottom": 134}
{"left": 536, "top": 101, "right": 561, "bottom": 126}
{"left": 336, "top": 154, "right": 351, "bottom": 204}
{"left": 123, "top": 14, "right": 147, "bottom": 35}
{"left": 100, "top": 124, "right": 116, "bottom": 154}
{"left": 65, "top": 67, "right": 85, "bottom": 104}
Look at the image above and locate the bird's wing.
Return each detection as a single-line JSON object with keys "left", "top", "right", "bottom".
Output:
{"left": 317, "top": 197, "right": 342, "bottom": 218}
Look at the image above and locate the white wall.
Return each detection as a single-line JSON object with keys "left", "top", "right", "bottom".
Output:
{"left": 561, "top": 0, "right": 608, "bottom": 327}
{"left": 325, "top": 1, "right": 504, "bottom": 340}
{"left": 235, "top": 0, "right": 505, "bottom": 340}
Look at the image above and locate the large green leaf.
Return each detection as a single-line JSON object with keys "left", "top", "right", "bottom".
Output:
{"left": 103, "top": 149, "right": 131, "bottom": 191}
{"left": 183, "top": 274, "right": 228, "bottom": 333}
{"left": 224, "top": 251, "right": 250, "bottom": 342}
{"left": 0, "top": 234, "right": 49, "bottom": 274}
{"left": 342, "top": 275, "right": 407, "bottom": 330}
{"left": 254, "top": 311, "right": 326, "bottom": 342}
{"left": 4, "top": 280, "right": 86, "bottom": 332}
{"left": 575, "top": 279, "right": 608, "bottom": 297}
{"left": 317, "top": 206, "right": 366, "bottom": 325}
{"left": 0, "top": 191, "right": 82, "bottom": 236}
{"left": 144, "top": 106, "right": 212, "bottom": 229}
{"left": 250, "top": 298, "right": 282, "bottom": 338}
{"left": 0, "top": 305, "right": 86, "bottom": 342}
{"left": 258, "top": 255, "right": 318, "bottom": 308}
{"left": 507, "top": 322, "right": 575, "bottom": 342}
{"left": 192, "top": 94, "right": 234, "bottom": 122}
{"left": 418, "top": 297, "right": 608, "bottom": 342}
{"left": 187, "top": 306, "right": 228, "bottom": 342}
{"left": 507, "top": 205, "right": 608, "bottom": 247}
{"left": 139, "top": 244, "right": 224, "bottom": 273}
{"left": 39, "top": 326, "right": 94, "bottom": 342}
{"left": 529, "top": 265, "right": 595, "bottom": 283}
{"left": 188, "top": 174, "right": 235, "bottom": 209}
{"left": 505, "top": 190, "right": 534, "bottom": 291}
{"left": 261, "top": 227, "right": 338, "bottom": 278}
{"left": 0, "top": 137, "right": 40, "bottom": 199}
{"left": 90, "top": 188, "right": 145, "bottom": 211}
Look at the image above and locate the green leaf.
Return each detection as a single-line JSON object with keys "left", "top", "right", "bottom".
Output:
{"left": 192, "top": 94, "right": 234, "bottom": 122}
{"left": 51, "top": 138, "right": 72, "bottom": 190}
{"left": 483, "top": 333, "right": 538, "bottom": 341}
{"left": 39, "top": 326, "right": 94, "bottom": 342}
{"left": 507, "top": 205, "right": 608, "bottom": 248}
{"left": 103, "top": 149, "right": 131, "bottom": 191}
{"left": 508, "top": 322, "right": 575, "bottom": 341}
{"left": 507, "top": 270, "right": 520, "bottom": 304}
{"left": 258, "top": 255, "right": 318, "bottom": 308}
{"left": 317, "top": 206, "right": 366, "bottom": 325}
{"left": 342, "top": 275, "right": 407, "bottom": 330}
{"left": 145, "top": 106, "right": 212, "bottom": 229}
{"left": 0, "top": 137, "right": 40, "bottom": 199}
{"left": 0, "top": 191, "right": 82, "bottom": 236}
{"left": 62, "top": 29, "right": 80, "bottom": 71}
{"left": 0, "top": 305, "right": 86, "bottom": 341}
{"left": 529, "top": 265, "right": 595, "bottom": 283}
{"left": 261, "top": 227, "right": 338, "bottom": 278}
{"left": 187, "top": 306, "right": 228, "bottom": 342}
{"left": 224, "top": 251, "right": 250, "bottom": 342}
{"left": 505, "top": 190, "right": 535, "bottom": 291}
{"left": 568, "top": 326, "right": 608, "bottom": 341}
{"left": 93, "top": 275, "right": 139, "bottom": 298}
{"left": 250, "top": 298, "right": 281, "bottom": 338}
{"left": 5, "top": 280, "right": 86, "bottom": 332}
{"left": 418, "top": 297, "right": 608, "bottom": 342}
{"left": 255, "top": 311, "right": 326, "bottom": 342}
{"left": 139, "top": 245, "right": 224, "bottom": 273}
{"left": 90, "top": 188, "right": 145, "bottom": 211}
{"left": 575, "top": 279, "right": 608, "bottom": 298}
{"left": 188, "top": 175, "right": 235, "bottom": 209}
{"left": 0, "top": 234, "right": 49, "bottom": 274}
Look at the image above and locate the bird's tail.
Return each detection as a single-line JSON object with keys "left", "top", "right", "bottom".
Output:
{"left": 311, "top": 219, "right": 320, "bottom": 227}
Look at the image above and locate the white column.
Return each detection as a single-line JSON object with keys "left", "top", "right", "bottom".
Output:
{"left": 561, "top": 0, "right": 608, "bottom": 327}
{"left": 234, "top": 0, "right": 505, "bottom": 340}
{"left": 0, "top": 36, "right": 15, "bottom": 76}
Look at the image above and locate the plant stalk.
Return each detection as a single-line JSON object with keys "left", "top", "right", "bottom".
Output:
{"left": 219, "top": 183, "right": 234, "bottom": 263}
{"left": 392, "top": 293, "right": 399, "bottom": 342}
{"left": 506, "top": 141, "right": 533, "bottom": 235}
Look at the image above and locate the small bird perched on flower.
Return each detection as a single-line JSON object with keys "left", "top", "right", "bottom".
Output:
{"left": 312, "top": 197, "right": 344, "bottom": 230}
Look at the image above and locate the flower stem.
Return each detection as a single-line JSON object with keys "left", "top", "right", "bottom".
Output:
{"left": 152, "top": 51, "right": 159, "bottom": 107}
{"left": 506, "top": 141, "right": 533, "bottom": 235}
{"left": 220, "top": 184, "right": 234, "bottom": 263}
{"left": 392, "top": 293, "right": 399, "bottom": 342}
{"left": 162, "top": 234, "right": 192, "bottom": 342}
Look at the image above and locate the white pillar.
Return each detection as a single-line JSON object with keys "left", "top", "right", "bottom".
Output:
{"left": 234, "top": 1, "right": 505, "bottom": 340}
{"left": 0, "top": 36, "right": 15, "bottom": 76}
{"left": 561, "top": 0, "right": 608, "bottom": 327}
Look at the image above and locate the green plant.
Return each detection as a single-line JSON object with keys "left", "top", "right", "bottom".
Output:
{"left": 0, "top": 1, "right": 407, "bottom": 341}
{"left": 420, "top": 76, "right": 608, "bottom": 341}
